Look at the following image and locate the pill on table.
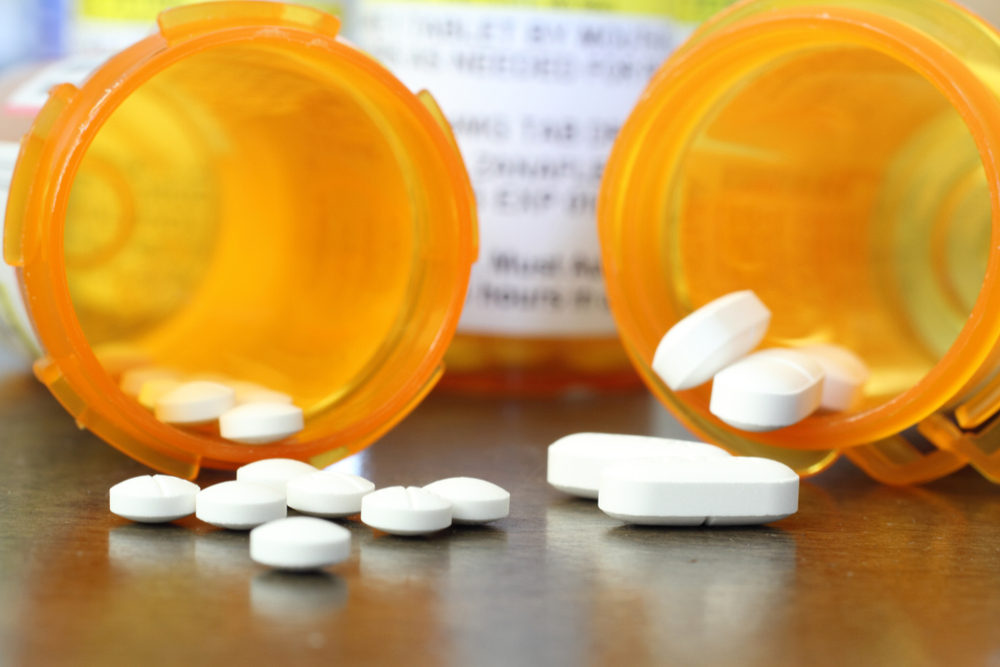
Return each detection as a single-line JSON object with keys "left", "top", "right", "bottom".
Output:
{"left": 120, "top": 366, "right": 182, "bottom": 397}
{"left": 154, "top": 381, "right": 235, "bottom": 425}
{"left": 423, "top": 477, "right": 510, "bottom": 524}
{"left": 137, "top": 378, "right": 183, "bottom": 411}
{"left": 547, "top": 432, "right": 731, "bottom": 499}
{"left": 249, "top": 516, "right": 352, "bottom": 571}
{"left": 109, "top": 475, "right": 200, "bottom": 523}
{"left": 286, "top": 470, "right": 375, "bottom": 518}
{"left": 219, "top": 403, "right": 304, "bottom": 444}
{"left": 230, "top": 381, "right": 294, "bottom": 406}
{"left": 598, "top": 456, "right": 799, "bottom": 526}
{"left": 710, "top": 348, "right": 824, "bottom": 432}
{"left": 799, "top": 344, "right": 870, "bottom": 412}
{"left": 236, "top": 458, "right": 318, "bottom": 496}
{"left": 360, "top": 486, "right": 452, "bottom": 536}
{"left": 196, "top": 481, "right": 287, "bottom": 530}
{"left": 652, "top": 290, "right": 772, "bottom": 391}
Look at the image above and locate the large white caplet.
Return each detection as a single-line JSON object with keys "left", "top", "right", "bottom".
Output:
{"left": 547, "top": 432, "right": 730, "bottom": 499}
{"left": 598, "top": 456, "right": 799, "bottom": 526}
{"left": 652, "top": 290, "right": 771, "bottom": 392}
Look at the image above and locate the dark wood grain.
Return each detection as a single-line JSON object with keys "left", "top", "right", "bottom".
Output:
{"left": 1, "top": 372, "right": 999, "bottom": 667}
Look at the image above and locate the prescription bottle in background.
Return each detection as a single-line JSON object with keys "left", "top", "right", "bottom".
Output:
{"left": 599, "top": 0, "right": 1000, "bottom": 484}
{"left": 357, "top": 0, "right": 739, "bottom": 395}
{"left": 0, "top": 1, "right": 478, "bottom": 479}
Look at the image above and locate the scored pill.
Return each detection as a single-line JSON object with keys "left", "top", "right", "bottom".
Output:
{"left": 360, "top": 486, "right": 452, "bottom": 536}
{"left": 236, "top": 458, "right": 318, "bottom": 496}
{"left": 286, "top": 470, "right": 376, "bottom": 518}
{"left": 547, "top": 432, "right": 731, "bottom": 499}
{"left": 710, "top": 348, "right": 825, "bottom": 432}
{"left": 423, "top": 477, "right": 510, "bottom": 524}
{"left": 220, "top": 403, "right": 304, "bottom": 444}
{"left": 250, "top": 517, "right": 352, "bottom": 571}
{"left": 799, "top": 344, "right": 870, "bottom": 412}
{"left": 109, "top": 475, "right": 200, "bottom": 523}
{"left": 195, "top": 481, "right": 287, "bottom": 530}
{"left": 154, "top": 381, "right": 235, "bottom": 425}
{"left": 652, "top": 290, "right": 771, "bottom": 392}
{"left": 598, "top": 456, "right": 799, "bottom": 526}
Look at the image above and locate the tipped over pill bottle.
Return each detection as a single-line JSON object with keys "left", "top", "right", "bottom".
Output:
{"left": 0, "top": 1, "right": 478, "bottom": 479}
{"left": 357, "top": 0, "right": 739, "bottom": 394}
{"left": 600, "top": 0, "right": 1000, "bottom": 485}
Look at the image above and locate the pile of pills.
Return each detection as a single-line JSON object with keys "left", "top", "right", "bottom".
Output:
{"left": 118, "top": 367, "right": 304, "bottom": 445}
{"left": 548, "top": 433, "right": 800, "bottom": 526}
{"left": 108, "top": 458, "right": 511, "bottom": 571}
{"left": 653, "top": 290, "right": 870, "bottom": 432}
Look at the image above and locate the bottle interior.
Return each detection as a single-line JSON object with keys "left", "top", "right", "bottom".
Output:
{"left": 63, "top": 41, "right": 449, "bottom": 439}
{"left": 667, "top": 45, "right": 991, "bottom": 414}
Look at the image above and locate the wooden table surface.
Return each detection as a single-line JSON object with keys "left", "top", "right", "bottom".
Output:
{"left": 1, "top": 372, "right": 999, "bottom": 667}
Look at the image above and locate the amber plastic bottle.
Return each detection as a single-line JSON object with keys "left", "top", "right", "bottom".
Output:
{"left": 1, "top": 2, "right": 477, "bottom": 478}
{"left": 600, "top": 0, "right": 1000, "bottom": 483}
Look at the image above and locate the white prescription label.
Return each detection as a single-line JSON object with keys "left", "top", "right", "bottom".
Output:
{"left": 4, "top": 53, "right": 110, "bottom": 115}
{"left": 359, "top": 2, "right": 698, "bottom": 337}
{"left": 0, "top": 141, "right": 42, "bottom": 359}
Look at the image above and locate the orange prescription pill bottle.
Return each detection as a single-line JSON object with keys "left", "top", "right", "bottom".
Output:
{"left": 599, "top": 0, "right": 1000, "bottom": 484}
{"left": 0, "top": 2, "right": 478, "bottom": 479}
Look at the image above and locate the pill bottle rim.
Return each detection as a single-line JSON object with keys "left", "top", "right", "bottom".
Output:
{"left": 599, "top": 0, "right": 1000, "bottom": 474}
{"left": 5, "top": 3, "right": 477, "bottom": 478}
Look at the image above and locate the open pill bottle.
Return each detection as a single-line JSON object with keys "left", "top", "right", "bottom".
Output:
{"left": 0, "top": 2, "right": 477, "bottom": 479}
{"left": 599, "top": 0, "right": 1000, "bottom": 484}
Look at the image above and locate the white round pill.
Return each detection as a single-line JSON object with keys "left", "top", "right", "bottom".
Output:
{"left": 361, "top": 486, "right": 452, "bottom": 536}
{"left": 547, "top": 433, "right": 731, "bottom": 499}
{"left": 249, "top": 517, "right": 352, "bottom": 571}
{"left": 652, "top": 290, "right": 772, "bottom": 391}
{"left": 195, "top": 481, "right": 287, "bottom": 530}
{"left": 286, "top": 471, "right": 375, "bottom": 518}
{"left": 109, "top": 475, "right": 200, "bottom": 523}
{"left": 154, "top": 381, "right": 236, "bottom": 425}
{"left": 120, "top": 366, "right": 182, "bottom": 397}
{"left": 219, "top": 403, "right": 304, "bottom": 444}
{"left": 236, "top": 458, "right": 318, "bottom": 496}
{"left": 598, "top": 456, "right": 799, "bottom": 526}
{"left": 710, "top": 349, "right": 825, "bottom": 432}
{"left": 799, "top": 344, "right": 870, "bottom": 412}
{"left": 423, "top": 477, "right": 510, "bottom": 524}
{"left": 231, "top": 381, "right": 294, "bottom": 406}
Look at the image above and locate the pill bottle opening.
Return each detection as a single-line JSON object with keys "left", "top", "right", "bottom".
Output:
{"left": 17, "top": 7, "right": 474, "bottom": 475}
{"left": 600, "top": 4, "right": 1000, "bottom": 464}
